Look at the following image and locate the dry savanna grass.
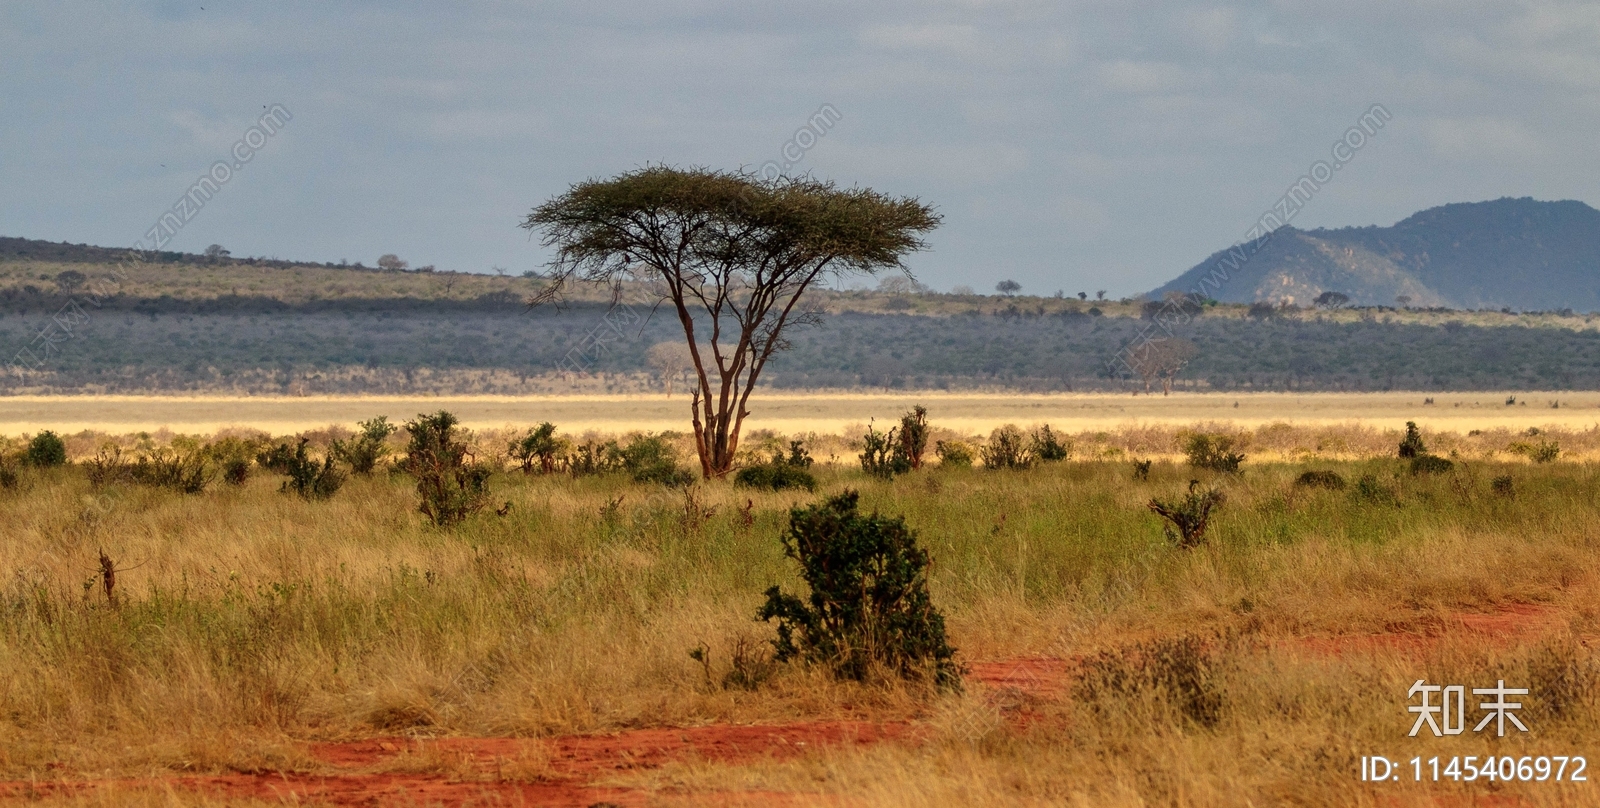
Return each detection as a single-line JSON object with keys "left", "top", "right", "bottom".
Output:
{"left": 1, "top": 414, "right": 1599, "bottom": 806}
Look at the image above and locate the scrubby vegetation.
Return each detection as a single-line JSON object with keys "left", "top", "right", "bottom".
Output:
{"left": 1, "top": 415, "right": 1599, "bottom": 804}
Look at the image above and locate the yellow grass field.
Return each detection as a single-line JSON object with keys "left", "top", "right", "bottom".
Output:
{"left": 0, "top": 390, "right": 1595, "bottom": 438}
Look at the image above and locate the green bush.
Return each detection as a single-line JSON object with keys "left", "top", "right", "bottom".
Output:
{"left": 758, "top": 491, "right": 960, "bottom": 688}
{"left": 131, "top": 449, "right": 213, "bottom": 494}
{"left": 619, "top": 434, "right": 695, "bottom": 487}
{"left": 333, "top": 416, "right": 398, "bottom": 475}
{"left": 1294, "top": 470, "right": 1346, "bottom": 489}
{"left": 859, "top": 421, "right": 905, "bottom": 478}
{"left": 1491, "top": 474, "right": 1515, "bottom": 497}
{"left": 509, "top": 422, "right": 566, "bottom": 474}
{"left": 278, "top": 438, "right": 345, "bottom": 500}
{"left": 735, "top": 439, "right": 818, "bottom": 491}
{"left": 1030, "top": 425, "right": 1070, "bottom": 462}
{"left": 896, "top": 406, "right": 929, "bottom": 471}
{"left": 1398, "top": 421, "right": 1426, "bottom": 459}
{"left": 1410, "top": 454, "right": 1454, "bottom": 475}
{"left": 1147, "top": 480, "right": 1225, "bottom": 549}
{"left": 402, "top": 411, "right": 489, "bottom": 525}
{"left": 24, "top": 431, "right": 67, "bottom": 468}
{"left": 1354, "top": 473, "right": 1399, "bottom": 505}
{"left": 1181, "top": 433, "right": 1244, "bottom": 473}
{"left": 567, "top": 439, "right": 622, "bottom": 477}
{"left": 935, "top": 440, "right": 973, "bottom": 468}
{"left": 734, "top": 463, "right": 817, "bottom": 492}
{"left": 980, "top": 425, "right": 1031, "bottom": 470}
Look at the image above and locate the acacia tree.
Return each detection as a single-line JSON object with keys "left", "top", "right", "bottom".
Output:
{"left": 1129, "top": 337, "right": 1198, "bottom": 395}
{"left": 523, "top": 167, "right": 939, "bottom": 478}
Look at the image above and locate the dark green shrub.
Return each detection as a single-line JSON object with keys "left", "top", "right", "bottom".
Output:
{"left": 222, "top": 458, "right": 251, "bottom": 486}
{"left": 859, "top": 421, "right": 905, "bottom": 478}
{"left": 980, "top": 425, "right": 1031, "bottom": 470}
{"left": 403, "top": 411, "right": 490, "bottom": 525}
{"left": 1530, "top": 441, "right": 1560, "bottom": 463}
{"left": 256, "top": 442, "right": 296, "bottom": 474}
{"left": 935, "top": 440, "right": 973, "bottom": 468}
{"left": 567, "top": 439, "right": 622, "bottom": 477}
{"left": 1132, "top": 459, "right": 1152, "bottom": 480}
{"left": 1354, "top": 473, "right": 1399, "bottom": 505}
{"left": 736, "top": 440, "right": 818, "bottom": 491}
{"left": 24, "top": 431, "right": 67, "bottom": 468}
{"left": 896, "top": 406, "right": 929, "bottom": 471}
{"left": 279, "top": 438, "right": 345, "bottom": 499}
{"left": 781, "top": 439, "right": 814, "bottom": 468}
{"left": 1294, "top": 470, "right": 1346, "bottom": 490}
{"left": 132, "top": 449, "right": 213, "bottom": 494}
{"left": 1410, "top": 454, "right": 1454, "bottom": 475}
{"left": 734, "top": 463, "right": 817, "bottom": 492}
{"left": 1181, "top": 433, "right": 1243, "bottom": 473}
{"left": 1398, "top": 421, "right": 1426, "bottom": 459}
{"left": 1147, "top": 480, "right": 1225, "bottom": 549}
{"left": 509, "top": 422, "right": 566, "bottom": 474}
{"left": 619, "top": 434, "right": 694, "bottom": 486}
{"left": 1030, "top": 425, "right": 1070, "bottom": 462}
{"left": 1491, "top": 474, "right": 1514, "bottom": 498}
{"left": 333, "top": 416, "right": 398, "bottom": 475}
{"left": 758, "top": 491, "right": 960, "bottom": 688}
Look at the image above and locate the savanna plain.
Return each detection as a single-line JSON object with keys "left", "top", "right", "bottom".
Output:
{"left": 1, "top": 401, "right": 1598, "bottom": 807}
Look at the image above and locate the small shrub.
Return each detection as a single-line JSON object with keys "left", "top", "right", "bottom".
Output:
{"left": 403, "top": 411, "right": 490, "bottom": 525}
{"left": 333, "top": 416, "right": 398, "bottom": 475}
{"left": 896, "top": 406, "right": 929, "bottom": 471}
{"left": 1491, "top": 474, "right": 1515, "bottom": 498}
{"left": 1181, "top": 433, "right": 1243, "bottom": 473}
{"left": 980, "top": 425, "right": 1031, "bottom": 470}
{"left": 24, "top": 431, "right": 67, "bottom": 468}
{"left": 734, "top": 463, "right": 817, "bottom": 492}
{"left": 1132, "top": 459, "right": 1152, "bottom": 480}
{"left": 1530, "top": 441, "right": 1560, "bottom": 463}
{"left": 1354, "top": 473, "right": 1399, "bottom": 505}
{"left": 279, "top": 438, "right": 345, "bottom": 499}
{"left": 1410, "top": 454, "right": 1454, "bottom": 475}
{"left": 85, "top": 446, "right": 132, "bottom": 486}
{"left": 509, "top": 422, "right": 566, "bottom": 474}
{"left": 1148, "top": 480, "right": 1225, "bottom": 549}
{"left": 735, "top": 441, "right": 818, "bottom": 491}
{"left": 256, "top": 442, "right": 296, "bottom": 474}
{"left": 935, "top": 440, "right": 973, "bottom": 468}
{"left": 567, "top": 439, "right": 622, "bottom": 477}
{"left": 1030, "top": 425, "right": 1070, "bottom": 462}
{"left": 1294, "top": 470, "right": 1346, "bottom": 490}
{"left": 758, "top": 491, "right": 960, "bottom": 688}
{"left": 132, "top": 449, "right": 213, "bottom": 494}
{"left": 859, "top": 421, "right": 905, "bottom": 478}
{"left": 1398, "top": 421, "right": 1426, "bottom": 459}
{"left": 620, "top": 434, "right": 694, "bottom": 486}
{"left": 222, "top": 458, "right": 252, "bottom": 486}
{"left": 1075, "top": 634, "right": 1224, "bottom": 729}
{"left": 0, "top": 454, "right": 20, "bottom": 490}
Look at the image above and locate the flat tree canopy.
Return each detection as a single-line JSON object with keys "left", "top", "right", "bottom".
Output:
{"left": 522, "top": 166, "right": 940, "bottom": 478}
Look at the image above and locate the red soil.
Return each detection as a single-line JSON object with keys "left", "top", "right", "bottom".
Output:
{"left": 0, "top": 721, "right": 905, "bottom": 807}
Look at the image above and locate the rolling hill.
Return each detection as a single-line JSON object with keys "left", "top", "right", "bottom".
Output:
{"left": 1152, "top": 198, "right": 1600, "bottom": 311}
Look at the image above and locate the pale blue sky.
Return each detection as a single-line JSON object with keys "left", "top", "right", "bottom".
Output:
{"left": 2, "top": 1, "right": 1596, "bottom": 294}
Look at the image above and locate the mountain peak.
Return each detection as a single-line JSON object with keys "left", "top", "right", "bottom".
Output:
{"left": 1154, "top": 198, "right": 1600, "bottom": 310}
